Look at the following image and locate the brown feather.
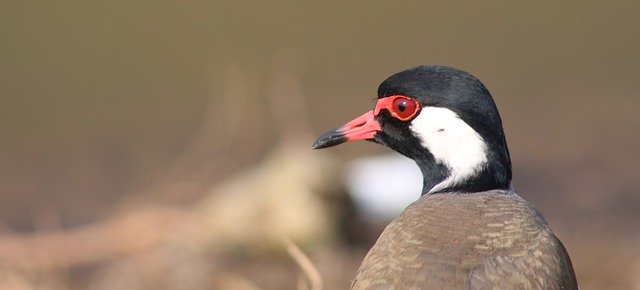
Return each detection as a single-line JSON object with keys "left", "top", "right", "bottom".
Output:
{"left": 351, "top": 190, "right": 577, "bottom": 290}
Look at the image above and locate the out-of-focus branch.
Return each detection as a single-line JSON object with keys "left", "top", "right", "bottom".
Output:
{"left": 283, "top": 237, "right": 323, "bottom": 290}
{"left": 0, "top": 52, "right": 343, "bottom": 290}
{"left": 0, "top": 207, "right": 186, "bottom": 269}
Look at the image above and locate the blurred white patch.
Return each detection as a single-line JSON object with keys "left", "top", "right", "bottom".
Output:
{"left": 345, "top": 153, "right": 422, "bottom": 220}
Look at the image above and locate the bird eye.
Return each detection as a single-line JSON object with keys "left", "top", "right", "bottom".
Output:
{"left": 391, "top": 97, "right": 419, "bottom": 121}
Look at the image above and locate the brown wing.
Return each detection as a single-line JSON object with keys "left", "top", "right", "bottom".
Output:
{"left": 467, "top": 236, "right": 577, "bottom": 290}
{"left": 351, "top": 191, "right": 578, "bottom": 290}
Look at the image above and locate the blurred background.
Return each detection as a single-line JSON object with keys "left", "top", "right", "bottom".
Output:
{"left": 1, "top": 1, "right": 639, "bottom": 289}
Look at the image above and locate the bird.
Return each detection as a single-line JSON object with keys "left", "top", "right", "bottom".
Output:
{"left": 313, "top": 65, "right": 578, "bottom": 290}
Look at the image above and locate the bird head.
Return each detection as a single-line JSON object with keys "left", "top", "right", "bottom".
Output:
{"left": 313, "top": 65, "right": 512, "bottom": 195}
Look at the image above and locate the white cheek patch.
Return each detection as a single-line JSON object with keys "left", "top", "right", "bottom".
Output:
{"left": 409, "top": 107, "right": 488, "bottom": 193}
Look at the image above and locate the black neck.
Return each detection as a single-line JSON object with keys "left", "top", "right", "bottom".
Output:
{"left": 413, "top": 157, "right": 448, "bottom": 195}
{"left": 416, "top": 147, "right": 512, "bottom": 195}
{"left": 374, "top": 112, "right": 512, "bottom": 195}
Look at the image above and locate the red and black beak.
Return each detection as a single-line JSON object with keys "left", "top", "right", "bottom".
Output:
{"left": 312, "top": 110, "right": 381, "bottom": 149}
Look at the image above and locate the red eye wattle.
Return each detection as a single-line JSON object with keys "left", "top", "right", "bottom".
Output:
{"left": 390, "top": 96, "right": 419, "bottom": 121}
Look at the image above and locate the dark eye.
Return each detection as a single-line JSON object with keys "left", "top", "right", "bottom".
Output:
{"left": 391, "top": 97, "right": 419, "bottom": 120}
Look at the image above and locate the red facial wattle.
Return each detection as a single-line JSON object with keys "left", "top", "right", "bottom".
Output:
{"left": 312, "top": 95, "right": 421, "bottom": 149}
{"left": 374, "top": 95, "right": 421, "bottom": 121}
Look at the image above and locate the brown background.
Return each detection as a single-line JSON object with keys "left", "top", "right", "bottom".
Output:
{"left": 1, "top": 2, "right": 639, "bottom": 289}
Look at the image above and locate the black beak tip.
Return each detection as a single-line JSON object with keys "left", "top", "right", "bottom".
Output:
{"left": 312, "top": 129, "right": 347, "bottom": 150}
{"left": 311, "top": 139, "right": 322, "bottom": 149}
{"left": 311, "top": 141, "right": 325, "bottom": 150}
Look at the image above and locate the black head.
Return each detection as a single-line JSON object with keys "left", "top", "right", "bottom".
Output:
{"left": 313, "top": 65, "right": 512, "bottom": 195}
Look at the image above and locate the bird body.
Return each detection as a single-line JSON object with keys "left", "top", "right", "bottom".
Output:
{"left": 313, "top": 65, "right": 578, "bottom": 289}
{"left": 352, "top": 190, "right": 576, "bottom": 290}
